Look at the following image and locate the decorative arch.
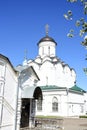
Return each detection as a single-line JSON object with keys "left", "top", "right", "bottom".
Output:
{"left": 63, "top": 65, "right": 70, "bottom": 74}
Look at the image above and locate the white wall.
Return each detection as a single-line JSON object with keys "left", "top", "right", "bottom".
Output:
{"left": 36, "top": 90, "right": 85, "bottom": 117}
{"left": 0, "top": 59, "right": 18, "bottom": 130}
{"left": 29, "top": 59, "right": 76, "bottom": 88}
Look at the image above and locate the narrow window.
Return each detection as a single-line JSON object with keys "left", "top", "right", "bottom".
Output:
{"left": 80, "top": 105, "right": 84, "bottom": 113}
{"left": 52, "top": 97, "right": 58, "bottom": 112}
{"left": 37, "top": 96, "right": 42, "bottom": 111}
{"left": 0, "top": 62, "right": 4, "bottom": 77}
{"left": 48, "top": 46, "right": 50, "bottom": 55}
{"left": 42, "top": 47, "right": 44, "bottom": 55}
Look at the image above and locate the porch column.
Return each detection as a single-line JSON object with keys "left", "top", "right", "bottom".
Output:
{"left": 29, "top": 99, "right": 32, "bottom": 128}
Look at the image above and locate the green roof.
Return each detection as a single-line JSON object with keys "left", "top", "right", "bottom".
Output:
{"left": 39, "top": 85, "right": 86, "bottom": 93}
{"left": 40, "top": 85, "right": 66, "bottom": 90}
{"left": 69, "top": 85, "right": 86, "bottom": 93}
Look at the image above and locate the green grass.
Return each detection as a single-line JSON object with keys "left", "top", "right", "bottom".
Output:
{"left": 35, "top": 115, "right": 63, "bottom": 119}
{"left": 79, "top": 115, "right": 87, "bottom": 118}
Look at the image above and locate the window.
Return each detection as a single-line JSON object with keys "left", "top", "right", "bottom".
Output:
{"left": 42, "top": 47, "right": 44, "bottom": 55}
{"left": 48, "top": 46, "right": 50, "bottom": 55}
{"left": 80, "top": 105, "right": 84, "bottom": 113}
{"left": 52, "top": 97, "right": 58, "bottom": 112}
{"left": 37, "top": 97, "right": 42, "bottom": 111}
{"left": 0, "top": 83, "right": 3, "bottom": 93}
{"left": 0, "top": 62, "right": 4, "bottom": 77}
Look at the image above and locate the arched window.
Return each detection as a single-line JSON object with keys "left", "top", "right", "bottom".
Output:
{"left": 52, "top": 97, "right": 58, "bottom": 112}
{"left": 37, "top": 96, "right": 42, "bottom": 111}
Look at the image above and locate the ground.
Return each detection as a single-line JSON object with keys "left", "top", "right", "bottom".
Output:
{"left": 63, "top": 118, "right": 87, "bottom": 130}
{"left": 20, "top": 117, "right": 87, "bottom": 130}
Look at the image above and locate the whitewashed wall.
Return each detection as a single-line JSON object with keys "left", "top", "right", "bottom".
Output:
{"left": 27, "top": 36, "right": 86, "bottom": 117}
{"left": 36, "top": 90, "right": 85, "bottom": 117}
{"left": 28, "top": 59, "right": 76, "bottom": 88}
{"left": 0, "top": 58, "right": 18, "bottom": 130}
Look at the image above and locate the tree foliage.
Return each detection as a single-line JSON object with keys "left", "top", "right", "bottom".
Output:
{"left": 64, "top": 0, "right": 87, "bottom": 47}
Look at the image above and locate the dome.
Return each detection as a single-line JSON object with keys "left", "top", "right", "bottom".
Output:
{"left": 37, "top": 35, "right": 57, "bottom": 45}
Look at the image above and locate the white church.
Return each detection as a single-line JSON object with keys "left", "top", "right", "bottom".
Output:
{"left": 0, "top": 26, "right": 87, "bottom": 130}
{"left": 26, "top": 28, "right": 87, "bottom": 117}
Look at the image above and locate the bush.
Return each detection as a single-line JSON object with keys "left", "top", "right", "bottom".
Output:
{"left": 79, "top": 115, "right": 87, "bottom": 118}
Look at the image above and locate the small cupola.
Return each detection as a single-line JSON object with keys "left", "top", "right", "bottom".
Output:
{"left": 37, "top": 24, "right": 57, "bottom": 58}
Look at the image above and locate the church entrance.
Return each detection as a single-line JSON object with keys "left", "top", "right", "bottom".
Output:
{"left": 20, "top": 86, "right": 43, "bottom": 128}
{"left": 20, "top": 98, "right": 30, "bottom": 128}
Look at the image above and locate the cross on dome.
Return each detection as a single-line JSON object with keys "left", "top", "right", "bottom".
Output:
{"left": 45, "top": 24, "right": 49, "bottom": 36}
{"left": 24, "top": 49, "right": 28, "bottom": 60}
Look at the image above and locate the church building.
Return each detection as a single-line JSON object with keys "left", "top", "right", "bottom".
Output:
{"left": 0, "top": 26, "right": 87, "bottom": 130}
{"left": 26, "top": 26, "right": 87, "bottom": 117}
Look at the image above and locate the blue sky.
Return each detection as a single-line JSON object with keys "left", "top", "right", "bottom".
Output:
{"left": 0, "top": 0, "right": 87, "bottom": 90}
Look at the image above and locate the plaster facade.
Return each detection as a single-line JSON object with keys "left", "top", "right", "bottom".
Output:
{"left": 0, "top": 32, "right": 87, "bottom": 130}
{"left": 0, "top": 54, "right": 42, "bottom": 130}
{"left": 26, "top": 35, "right": 87, "bottom": 117}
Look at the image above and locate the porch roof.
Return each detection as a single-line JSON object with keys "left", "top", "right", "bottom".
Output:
{"left": 22, "top": 86, "right": 43, "bottom": 99}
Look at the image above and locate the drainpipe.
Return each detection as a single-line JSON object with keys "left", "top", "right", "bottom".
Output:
{"left": 66, "top": 88, "right": 69, "bottom": 116}
{"left": 14, "top": 73, "right": 21, "bottom": 130}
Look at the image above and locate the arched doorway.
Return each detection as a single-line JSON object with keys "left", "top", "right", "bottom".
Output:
{"left": 20, "top": 86, "right": 42, "bottom": 128}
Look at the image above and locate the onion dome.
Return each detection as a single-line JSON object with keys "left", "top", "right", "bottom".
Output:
{"left": 37, "top": 24, "right": 57, "bottom": 57}
{"left": 37, "top": 35, "right": 57, "bottom": 46}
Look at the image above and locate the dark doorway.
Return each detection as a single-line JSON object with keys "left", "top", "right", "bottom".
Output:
{"left": 20, "top": 98, "right": 30, "bottom": 128}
